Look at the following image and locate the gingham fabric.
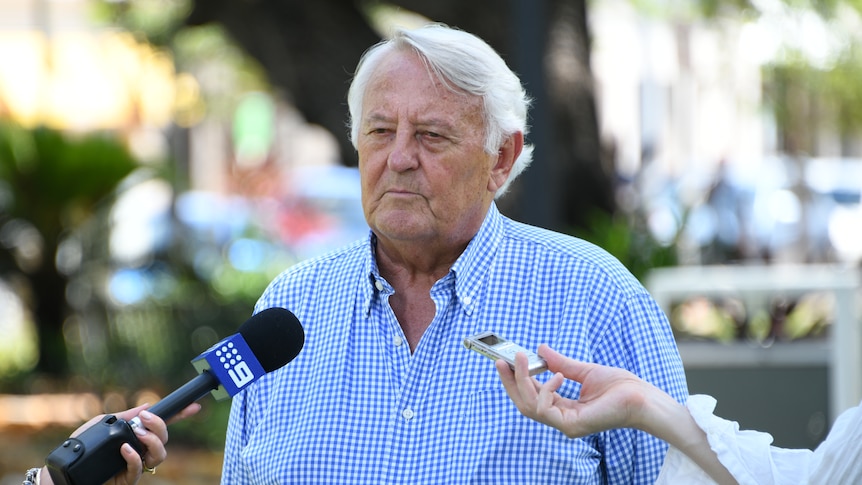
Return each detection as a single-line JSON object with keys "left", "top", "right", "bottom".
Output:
{"left": 222, "top": 203, "right": 688, "bottom": 484}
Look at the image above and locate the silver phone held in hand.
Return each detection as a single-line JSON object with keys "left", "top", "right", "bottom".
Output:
{"left": 463, "top": 331, "right": 548, "bottom": 376}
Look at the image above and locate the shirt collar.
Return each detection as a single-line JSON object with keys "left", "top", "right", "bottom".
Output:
{"left": 450, "top": 203, "right": 503, "bottom": 315}
{"left": 362, "top": 203, "right": 504, "bottom": 317}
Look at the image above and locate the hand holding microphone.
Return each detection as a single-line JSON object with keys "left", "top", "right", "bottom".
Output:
{"left": 43, "top": 308, "right": 304, "bottom": 485}
{"left": 36, "top": 403, "right": 200, "bottom": 485}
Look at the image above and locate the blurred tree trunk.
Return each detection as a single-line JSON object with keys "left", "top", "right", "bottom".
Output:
{"left": 185, "top": 0, "right": 379, "bottom": 169}
{"left": 186, "top": 0, "right": 615, "bottom": 231}
{"left": 30, "top": 250, "right": 69, "bottom": 376}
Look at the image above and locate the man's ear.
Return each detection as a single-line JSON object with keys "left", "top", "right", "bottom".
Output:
{"left": 488, "top": 132, "right": 524, "bottom": 192}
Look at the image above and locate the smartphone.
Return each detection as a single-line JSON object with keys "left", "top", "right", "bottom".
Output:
{"left": 463, "top": 331, "right": 548, "bottom": 376}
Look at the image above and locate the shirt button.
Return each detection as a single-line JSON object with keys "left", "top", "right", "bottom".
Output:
{"left": 401, "top": 408, "right": 415, "bottom": 420}
{"left": 393, "top": 335, "right": 404, "bottom": 347}
{"left": 462, "top": 296, "right": 472, "bottom": 305}
{"left": 374, "top": 280, "right": 384, "bottom": 291}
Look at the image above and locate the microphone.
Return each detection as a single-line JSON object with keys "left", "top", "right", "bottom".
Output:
{"left": 135, "top": 307, "right": 305, "bottom": 425}
{"left": 44, "top": 307, "right": 304, "bottom": 485}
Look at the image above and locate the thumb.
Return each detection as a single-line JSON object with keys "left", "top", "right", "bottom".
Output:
{"left": 538, "top": 344, "right": 593, "bottom": 384}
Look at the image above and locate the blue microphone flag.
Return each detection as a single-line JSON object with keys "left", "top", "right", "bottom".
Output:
{"left": 192, "top": 333, "right": 266, "bottom": 400}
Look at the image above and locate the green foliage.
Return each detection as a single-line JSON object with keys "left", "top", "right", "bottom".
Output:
{"left": 0, "top": 123, "right": 286, "bottom": 448}
{"left": 0, "top": 123, "right": 140, "bottom": 381}
{"left": 820, "top": 45, "right": 862, "bottom": 131}
{"left": 625, "top": 0, "right": 758, "bottom": 20}
{"left": 91, "top": 0, "right": 193, "bottom": 46}
{"left": 572, "top": 209, "right": 677, "bottom": 282}
{"left": 0, "top": 123, "right": 138, "bottom": 236}
{"left": 763, "top": 42, "right": 862, "bottom": 154}
{"left": 95, "top": 0, "right": 271, "bottom": 122}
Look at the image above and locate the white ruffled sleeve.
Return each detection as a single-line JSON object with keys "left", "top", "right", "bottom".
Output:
{"left": 655, "top": 394, "right": 862, "bottom": 485}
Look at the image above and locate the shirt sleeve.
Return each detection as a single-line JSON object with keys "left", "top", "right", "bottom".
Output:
{"left": 592, "top": 292, "right": 690, "bottom": 484}
{"left": 656, "top": 395, "right": 862, "bottom": 485}
{"left": 807, "top": 399, "right": 862, "bottom": 485}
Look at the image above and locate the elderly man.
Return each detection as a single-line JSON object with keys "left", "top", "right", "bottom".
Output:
{"left": 222, "top": 24, "right": 687, "bottom": 484}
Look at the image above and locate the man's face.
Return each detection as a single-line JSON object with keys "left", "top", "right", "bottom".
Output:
{"left": 357, "top": 51, "right": 506, "bottom": 249}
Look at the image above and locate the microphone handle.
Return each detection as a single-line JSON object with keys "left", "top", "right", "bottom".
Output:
{"left": 146, "top": 370, "right": 220, "bottom": 422}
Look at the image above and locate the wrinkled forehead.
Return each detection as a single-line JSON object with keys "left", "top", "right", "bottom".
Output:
{"left": 362, "top": 50, "right": 481, "bottom": 118}
{"left": 371, "top": 48, "right": 466, "bottom": 98}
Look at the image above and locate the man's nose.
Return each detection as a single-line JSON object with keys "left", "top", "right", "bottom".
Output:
{"left": 387, "top": 130, "right": 420, "bottom": 172}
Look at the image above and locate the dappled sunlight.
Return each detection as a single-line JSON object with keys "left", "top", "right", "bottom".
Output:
{"left": 0, "top": 30, "right": 192, "bottom": 131}
{"left": 109, "top": 177, "right": 174, "bottom": 267}
{"left": 0, "top": 389, "right": 162, "bottom": 429}
{"left": 0, "top": 393, "right": 100, "bottom": 429}
{"left": 0, "top": 280, "right": 37, "bottom": 376}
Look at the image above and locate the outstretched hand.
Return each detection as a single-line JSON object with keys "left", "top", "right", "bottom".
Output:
{"left": 496, "top": 344, "right": 651, "bottom": 438}
{"left": 498, "top": 344, "right": 739, "bottom": 485}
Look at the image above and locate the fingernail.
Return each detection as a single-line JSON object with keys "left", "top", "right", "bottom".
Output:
{"left": 122, "top": 443, "right": 135, "bottom": 455}
{"left": 140, "top": 410, "right": 153, "bottom": 421}
{"left": 134, "top": 425, "right": 148, "bottom": 436}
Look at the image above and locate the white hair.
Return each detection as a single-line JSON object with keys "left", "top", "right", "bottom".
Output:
{"left": 347, "top": 24, "right": 534, "bottom": 197}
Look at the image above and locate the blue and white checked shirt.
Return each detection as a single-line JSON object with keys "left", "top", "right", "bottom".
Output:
{"left": 222, "top": 204, "right": 688, "bottom": 484}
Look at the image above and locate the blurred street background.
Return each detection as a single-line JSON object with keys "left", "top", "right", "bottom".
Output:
{"left": 1, "top": 0, "right": 861, "bottom": 482}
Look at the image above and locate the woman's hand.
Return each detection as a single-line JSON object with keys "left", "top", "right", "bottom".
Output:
{"left": 498, "top": 344, "right": 739, "bottom": 485}
{"left": 496, "top": 344, "right": 651, "bottom": 438}
{"left": 40, "top": 403, "right": 201, "bottom": 485}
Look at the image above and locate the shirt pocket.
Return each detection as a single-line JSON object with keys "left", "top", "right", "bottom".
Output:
{"left": 465, "top": 385, "right": 519, "bottom": 426}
